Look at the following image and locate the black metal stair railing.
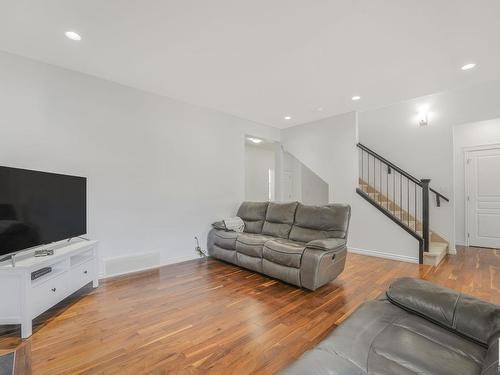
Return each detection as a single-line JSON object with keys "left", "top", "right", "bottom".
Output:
{"left": 356, "top": 143, "right": 449, "bottom": 264}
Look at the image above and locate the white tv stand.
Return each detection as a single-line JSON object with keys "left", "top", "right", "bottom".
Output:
{"left": 0, "top": 240, "right": 98, "bottom": 338}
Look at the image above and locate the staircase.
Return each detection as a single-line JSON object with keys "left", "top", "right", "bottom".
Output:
{"left": 356, "top": 143, "right": 450, "bottom": 266}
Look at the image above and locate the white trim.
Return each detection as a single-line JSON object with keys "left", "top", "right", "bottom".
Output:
{"left": 464, "top": 147, "right": 470, "bottom": 246}
{"left": 348, "top": 247, "right": 418, "bottom": 263}
{"left": 462, "top": 143, "right": 500, "bottom": 153}
{"left": 448, "top": 247, "right": 457, "bottom": 255}
{"left": 99, "top": 254, "right": 199, "bottom": 279}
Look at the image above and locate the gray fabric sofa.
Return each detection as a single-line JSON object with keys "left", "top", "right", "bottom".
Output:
{"left": 282, "top": 277, "right": 500, "bottom": 375}
{"left": 207, "top": 201, "right": 351, "bottom": 291}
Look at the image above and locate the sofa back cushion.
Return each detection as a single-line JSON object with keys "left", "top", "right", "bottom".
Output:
{"left": 262, "top": 202, "right": 299, "bottom": 239}
{"left": 289, "top": 203, "right": 351, "bottom": 243}
{"left": 237, "top": 201, "right": 269, "bottom": 234}
{"left": 387, "top": 277, "right": 500, "bottom": 348}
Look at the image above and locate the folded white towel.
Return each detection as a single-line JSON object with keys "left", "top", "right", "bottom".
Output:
{"left": 223, "top": 217, "right": 245, "bottom": 232}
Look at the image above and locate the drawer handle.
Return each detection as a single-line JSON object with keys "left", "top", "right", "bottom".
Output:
{"left": 51, "top": 288, "right": 56, "bottom": 292}
{"left": 84, "top": 270, "right": 88, "bottom": 274}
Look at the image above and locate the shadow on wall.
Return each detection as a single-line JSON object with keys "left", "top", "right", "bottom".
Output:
{"left": 244, "top": 135, "right": 328, "bottom": 205}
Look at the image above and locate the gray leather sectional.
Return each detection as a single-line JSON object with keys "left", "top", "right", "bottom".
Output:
{"left": 207, "top": 201, "right": 351, "bottom": 291}
{"left": 282, "top": 277, "right": 500, "bottom": 375}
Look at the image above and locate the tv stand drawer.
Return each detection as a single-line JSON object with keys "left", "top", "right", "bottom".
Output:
{"left": 31, "top": 272, "right": 69, "bottom": 319}
{"left": 71, "top": 259, "right": 96, "bottom": 291}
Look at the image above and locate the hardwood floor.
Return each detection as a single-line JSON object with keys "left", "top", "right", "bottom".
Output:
{"left": 0, "top": 246, "right": 499, "bottom": 374}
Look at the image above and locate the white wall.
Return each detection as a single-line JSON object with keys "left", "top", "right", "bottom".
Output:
{"left": 281, "top": 112, "right": 358, "bottom": 204}
{"left": 278, "top": 150, "right": 328, "bottom": 205}
{"left": 281, "top": 112, "right": 419, "bottom": 262}
{"left": 359, "top": 78, "right": 500, "bottom": 253}
{"left": 0, "top": 51, "right": 279, "bottom": 276}
{"left": 453, "top": 118, "right": 500, "bottom": 245}
{"left": 300, "top": 164, "right": 328, "bottom": 206}
{"left": 244, "top": 144, "right": 275, "bottom": 201}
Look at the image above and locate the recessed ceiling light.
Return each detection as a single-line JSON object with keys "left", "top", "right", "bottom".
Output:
{"left": 65, "top": 31, "right": 82, "bottom": 41}
{"left": 247, "top": 137, "right": 263, "bottom": 144}
{"left": 316, "top": 107, "right": 324, "bottom": 112}
{"left": 284, "top": 116, "right": 292, "bottom": 120}
{"left": 352, "top": 96, "right": 361, "bottom": 101}
{"left": 461, "top": 63, "right": 476, "bottom": 71}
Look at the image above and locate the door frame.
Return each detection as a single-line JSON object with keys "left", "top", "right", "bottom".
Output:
{"left": 464, "top": 143, "right": 500, "bottom": 246}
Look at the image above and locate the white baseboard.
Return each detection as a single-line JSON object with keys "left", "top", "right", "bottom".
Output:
{"left": 103, "top": 251, "right": 160, "bottom": 278}
{"left": 100, "top": 253, "right": 199, "bottom": 279}
{"left": 100, "top": 247, "right": 419, "bottom": 279}
{"left": 348, "top": 247, "right": 418, "bottom": 263}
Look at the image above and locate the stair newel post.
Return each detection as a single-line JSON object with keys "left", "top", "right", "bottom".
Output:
{"left": 421, "top": 179, "right": 431, "bottom": 259}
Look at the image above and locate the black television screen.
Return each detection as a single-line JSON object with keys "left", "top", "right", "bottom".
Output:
{"left": 0, "top": 166, "right": 86, "bottom": 256}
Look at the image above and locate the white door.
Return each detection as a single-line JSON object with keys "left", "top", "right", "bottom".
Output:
{"left": 466, "top": 147, "right": 500, "bottom": 248}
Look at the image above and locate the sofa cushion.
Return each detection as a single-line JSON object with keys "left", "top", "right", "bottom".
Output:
{"left": 236, "top": 252, "right": 262, "bottom": 273}
{"left": 236, "top": 201, "right": 269, "bottom": 234}
{"left": 262, "top": 259, "right": 301, "bottom": 287}
{"left": 282, "top": 298, "right": 487, "bottom": 375}
{"left": 289, "top": 203, "right": 351, "bottom": 243}
{"left": 213, "top": 230, "right": 239, "bottom": 250}
{"left": 236, "top": 233, "right": 273, "bottom": 258}
{"left": 279, "top": 347, "right": 362, "bottom": 375}
{"left": 263, "top": 239, "right": 305, "bottom": 268}
{"left": 482, "top": 334, "right": 499, "bottom": 375}
{"left": 368, "top": 312, "right": 486, "bottom": 375}
{"left": 261, "top": 202, "right": 298, "bottom": 239}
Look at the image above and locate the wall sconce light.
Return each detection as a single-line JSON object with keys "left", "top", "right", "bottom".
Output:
{"left": 417, "top": 104, "right": 430, "bottom": 127}
{"left": 419, "top": 112, "right": 429, "bottom": 127}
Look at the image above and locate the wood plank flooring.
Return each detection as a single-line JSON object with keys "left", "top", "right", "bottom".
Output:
{"left": 0, "top": 246, "right": 499, "bottom": 374}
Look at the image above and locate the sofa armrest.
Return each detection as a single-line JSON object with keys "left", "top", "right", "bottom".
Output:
{"left": 306, "top": 238, "right": 346, "bottom": 252}
{"left": 300, "top": 247, "right": 347, "bottom": 291}
{"left": 211, "top": 220, "right": 227, "bottom": 230}
{"left": 387, "top": 277, "right": 500, "bottom": 347}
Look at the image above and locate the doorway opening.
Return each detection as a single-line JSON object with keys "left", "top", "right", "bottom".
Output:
{"left": 244, "top": 135, "right": 328, "bottom": 204}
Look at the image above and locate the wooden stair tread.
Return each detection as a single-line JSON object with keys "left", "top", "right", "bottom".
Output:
{"left": 423, "top": 242, "right": 448, "bottom": 266}
{"left": 427, "top": 242, "right": 448, "bottom": 254}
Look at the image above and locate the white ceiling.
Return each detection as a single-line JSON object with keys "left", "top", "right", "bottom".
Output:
{"left": 1, "top": 1, "right": 500, "bottom": 128}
